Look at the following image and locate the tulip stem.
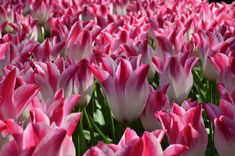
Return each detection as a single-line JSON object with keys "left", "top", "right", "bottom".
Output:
{"left": 209, "top": 122, "right": 214, "bottom": 156}
{"left": 38, "top": 26, "right": 45, "bottom": 43}
{"left": 77, "top": 111, "right": 87, "bottom": 156}
{"left": 105, "top": 99, "right": 116, "bottom": 142}
{"left": 83, "top": 107, "right": 96, "bottom": 145}
{"left": 209, "top": 81, "right": 215, "bottom": 155}
{"left": 90, "top": 118, "right": 112, "bottom": 144}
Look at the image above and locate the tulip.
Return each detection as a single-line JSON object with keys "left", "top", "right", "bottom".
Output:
{"left": 73, "top": 59, "right": 94, "bottom": 106}
{"left": 0, "top": 69, "right": 39, "bottom": 121}
{"left": 0, "top": 119, "right": 22, "bottom": 151}
{"left": 214, "top": 116, "right": 235, "bottom": 156}
{"left": 117, "top": 130, "right": 187, "bottom": 156}
{"left": 0, "top": 2, "right": 14, "bottom": 32}
{"left": 140, "top": 85, "right": 170, "bottom": 131}
{"left": 0, "top": 43, "right": 8, "bottom": 61}
{"left": 85, "top": 128, "right": 187, "bottom": 156}
{"left": 30, "top": 88, "right": 81, "bottom": 133}
{"left": 193, "top": 30, "right": 229, "bottom": 81}
{"left": 31, "top": 60, "right": 79, "bottom": 100}
{"left": 84, "top": 128, "right": 188, "bottom": 156}
{"left": 152, "top": 53, "right": 199, "bottom": 104}
{"left": 204, "top": 86, "right": 235, "bottom": 156}
{"left": 0, "top": 40, "right": 38, "bottom": 72}
{"left": 7, "top": 123, "right": 76, "bottom": 156}
{"left": 29, "top": 0, "right": 51, "bottom": 25}
{"left": 33, "top": 37, "right": 65, "bottom": 61}
{"left": 157, "top": 102, "right": 208, "bottom": 156}
{"left": 90, "top": 56, "right": 149, "bottom": 123}
{"left": 65, "top": 21, "right": 101, "bottom": 62}
{"left": 209, "top": 52, "right": 235, "bottom": 92}
{"left": 111, "top": 0, "right": 129, "bottom": 16}
{"left": 123, "top": 36, "right": 156, "bottom": 80}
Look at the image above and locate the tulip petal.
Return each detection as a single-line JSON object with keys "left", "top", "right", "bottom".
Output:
{"left": 118, "top": 128, "right": 139, "bottom": 147}
{"left": 0, "top": 43, "right": 9, "bottom": 60}
{"left": 33, "top": 128, "right": 66, "bottom": 156}
{"left": 61, "top": 112, "right": 81, "bottom": 136}
{"left": 163, "top": 144, "right": 188, "bottom": 156}
{"left": 209, "top": 53, "right": 228, "bottom": 72}
{"left": 14, "top": 84, "right": 39, "bottom": 117}
{"left": 203, "top": 103, "right": 221, "bottom": 122}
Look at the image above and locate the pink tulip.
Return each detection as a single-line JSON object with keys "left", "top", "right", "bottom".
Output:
{"left": 30, "top": 60, "right": 79, "bottom": 100}
{"left": 0, "top": 89, "right": 82, "bottom": 155}
{"left": 84, "top": 128, "right": 188, "bottom": 156}
{"left": 30, "top": 88, "right": 81, "bottom": 132}
{"left": 0, "top": 1, "right": 15, "bottom": 32}
{"left": 19, "top": 15, "right": 39, "bottom": 41}
{"left": 209, "top": 52, "right": 235, "bottom": 92}
{"left": 0, "top": 69, "right": 39, "bottom": 121}
{"left": 214, "top": 116, "right": 235, "bottom": 156}
{"left": 158, "top": 102, "right": 208, "bottom": 156}
{"left": 140, "top": 85, "right": 170, "bottom": 131}
{"left": 111, "top": 0, "right": 129, "bottom": 15}
{"left": 0, "top": 119, "right": 22, "bottom": 150}
{"left": 2, "top": 122, "right": 77, "bottom": 156}
{"left": 33, "top": 37, "right": 65, "bottom": 61}
{"left": 204, "top": 85, "right": 235, "bottom": 156}
{"left": 29, "top": 0, "right": 51, "bottom": 25}
{"left": 123, "top": 35, "right": 155, "bottom": 79}
{"left": 0, "top": 39, "right": 38, "bottom": 71}
{"left": 152, "top": 53, "right": 199, "bottom": 104}
{"left": 90, "top": 56, "right": 149, "bottom": 122}
{"left": 0, "top": 43, "right": 9, "bottom": 61}
{"left": 193, "top": 30, "right": 229, "bottom": 80}
{"left": 83, "top": 141, "right": 118, "bottom": 156}
{"left": 65, "top": 21, "right": 101, "bottom": 61}
{"left": 73, "top": 59, "right": 94, "bottom": 106}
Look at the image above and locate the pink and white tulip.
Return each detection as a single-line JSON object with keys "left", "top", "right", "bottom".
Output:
{"left": 140, "top": 85, "right": 170, "bottom": 131}
{"left": 90, "top": 56, "right": 149, "bottom": 123}
{"left": 84, "top": 128, "right": 188, "bottom": 156}
{"left": 152, "top": 53, "right": 199, "bottom": 104}
{"left": 29, "top": 0, "right": 51, "bottom": 25}
{"left": 65, "top": 21, "right": 101, "bottom": 62}
{"left": 73, "top": 59, "right": 94, "bottom": 106}
{"left": 204, "top": 85, "right": 235, "bottom": 156}
{"left": 193, "top": 30, "right": 229, "bottom": 81}
{"left": 158, "top": 102, "right": 208, "bottom": 156}
{"left": 0, "top": 69, "right": 39, "bottom": 121}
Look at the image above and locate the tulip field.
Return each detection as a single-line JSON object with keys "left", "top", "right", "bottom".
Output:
{"left": 1, "top": 0, "right": 235, "bottom": 155}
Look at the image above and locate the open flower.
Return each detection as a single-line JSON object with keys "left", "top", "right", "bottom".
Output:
{"left": 152, "top": 53, "right": 198, "bottom": 104}
{"left": 204, "top": 85, "right": 235, "bottom": 156}
{"left": 73, "top": 59, "right": 94, "bottom": 106}
{"left": 157, "top": 102, "right": 208, "bottom": 156}
{"left": 65, "top": 21, "right": 101, "bottom": 62}
{"left": 0, "top": 69, "right": 39, "bottom": 121}
{"left": 30, "top": 60, "right": 79, "bottom": 100}
{"left": 90, "top": 55, "right": 149, "bottom": 123}
{"left": 140, "top": 85, "right": 170, "bottom": 131}
{"left": 84, "top": 128, "right": 188, "bottom": 156}
{"left": 193, "top": 30, "right": 229, "bottom": 81}
{"left": 209, "top": 52, "right": 235, "bottom": 92}
{"left": 29, "top": 0, "right": 51, "bottom": 25}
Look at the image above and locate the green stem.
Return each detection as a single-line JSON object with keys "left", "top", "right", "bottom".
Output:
{"left": 90, "top": 119, "right": 111, "bottom": 144}
{"left": 83, "top": 107, "right": 96, "bottom": 145}
{"left": 209, "top": 121, "right": 214, "bottom": 156}
{"left": 209, "top": 81, "right": 215, "bottom": 155}
{"left": 105, "top": 99, "right": 116, "bottom": 142}
{"left": 78, "top": 112, "right": 87, "bottom": 156}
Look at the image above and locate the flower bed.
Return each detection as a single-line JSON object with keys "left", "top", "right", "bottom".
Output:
{"left": 0, "top": 0, "right": 235, "bottom": 155}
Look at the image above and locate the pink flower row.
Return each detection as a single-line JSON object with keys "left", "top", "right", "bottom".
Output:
{"left": 0, "top": 0, "right": 235, "bottom": 156}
